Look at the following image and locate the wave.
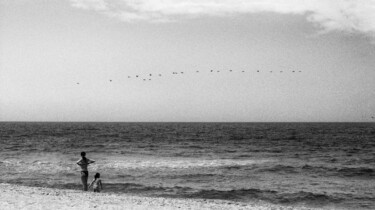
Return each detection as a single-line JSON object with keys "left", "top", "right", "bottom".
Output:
{"left": 187, "top": 188, "right": 344, "bottom": 206}
{"left": 255, "top": 164, "right": 298, "bottom": 174}
{"left": 100, "top": 158, "right": 271, "bottom": 170}
{"left": 0, "top": 156, "right": 76, "bottom": 175}
{"left": 301, "top": 165, "right": 375, "bottom": 178}
{"left": 13, "top": 180, "right": 343, "bottom": 207}
{"left": 255, "top": 164, "right": 375, "bottom": 178}
{"left": 4, "top": 179, "right": 374, "bottom": 210}
{"left": 336, "top": 167, "right": 374, "bottom": 177}
{"left": 3, "top": 156, "right": 373, "bottom": 178}
{"left": 42, "top": 182, "right": 346, "bottom": 207}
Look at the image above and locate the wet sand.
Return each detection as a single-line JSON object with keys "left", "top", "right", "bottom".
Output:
{"left": 0, "top": 183, "right": 326, "bottom": 210}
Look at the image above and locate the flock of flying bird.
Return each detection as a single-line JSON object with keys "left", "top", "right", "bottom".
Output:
{"left": 76, "top": 69, "right": 302, "bottom": 84}
{"left": 73, "top": 69, "right": 375, "bottom": 120}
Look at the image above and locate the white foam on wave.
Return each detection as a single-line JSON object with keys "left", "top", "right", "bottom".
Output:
{"left": 1, "top": 159, "right": 74, "bottom": 173}
{"left": 100, "top": 157, "right": 272, "bottom": 170}
{"left": 0, "top": 153, "right": 272, "bottom": 174}
{"left": 0, "top": 153, "right": 77, "bottom": 174}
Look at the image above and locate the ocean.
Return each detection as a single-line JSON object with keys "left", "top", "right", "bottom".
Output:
{"left": 0, "top": 122, "right": 374, "bottom": 209}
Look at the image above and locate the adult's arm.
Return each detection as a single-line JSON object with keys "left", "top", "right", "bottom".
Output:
{"left": 76, "top": 159, "right": 83, "bottom": 165}
{"left": 88, "top": 180, "right": 95, "bottom": 189}
{"left": 99, "top": 180, "right": 103, "bottom": 190}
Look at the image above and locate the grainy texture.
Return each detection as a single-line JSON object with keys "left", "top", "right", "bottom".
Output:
{"left": 0, "top": 184, "right": 321, "bottom": 210}
{"left": 1, "top": 122, "right": 374, "bottom": 209}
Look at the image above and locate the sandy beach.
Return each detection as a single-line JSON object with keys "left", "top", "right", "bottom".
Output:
{"left": 0, "top": 183, "right": 326, "bottom": 210}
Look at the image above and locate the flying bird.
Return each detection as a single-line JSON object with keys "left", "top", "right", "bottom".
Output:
{"left": 95, "top": 67, "right": 303, "bottom": 84}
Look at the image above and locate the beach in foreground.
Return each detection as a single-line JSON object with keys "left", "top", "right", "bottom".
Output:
{"left": 0, "top": 183, "right": 324, "bottom": 210}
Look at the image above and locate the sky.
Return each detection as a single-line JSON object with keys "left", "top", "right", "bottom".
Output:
{"left": 1, "top": 0, "right": 375, "bottom": 122}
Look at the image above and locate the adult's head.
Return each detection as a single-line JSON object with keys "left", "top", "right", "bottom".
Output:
{"left": 81, "top": 151, "right": 87, "bottom": 161}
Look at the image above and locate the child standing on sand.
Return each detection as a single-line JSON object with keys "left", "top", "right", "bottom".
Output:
{"left": 88, "top": 173, "right": 103, "bottom": 192}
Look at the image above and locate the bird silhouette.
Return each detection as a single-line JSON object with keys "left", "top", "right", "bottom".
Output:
{"left": 85, "top": 67, "right": 306, "bottom": 84}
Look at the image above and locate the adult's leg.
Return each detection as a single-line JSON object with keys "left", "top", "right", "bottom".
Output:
{"left": 81, "top": 171, "right": 88, "bottom": 191}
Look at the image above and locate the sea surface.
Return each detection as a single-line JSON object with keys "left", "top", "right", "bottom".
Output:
{"left": 0, "top": 122, "right": 374, "bottom": 209}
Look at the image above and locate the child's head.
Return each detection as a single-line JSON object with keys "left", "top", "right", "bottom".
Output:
{"left": 94, "top": 173, "right": 100, "bottom": 179}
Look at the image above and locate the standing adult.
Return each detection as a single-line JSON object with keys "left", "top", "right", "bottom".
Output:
{"left": 77, "top": 151, "right": 95, "bottom": 191}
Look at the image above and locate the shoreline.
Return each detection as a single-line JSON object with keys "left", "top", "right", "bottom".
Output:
{"left": 0, "top": 183, "right": 327, "bottom": 210}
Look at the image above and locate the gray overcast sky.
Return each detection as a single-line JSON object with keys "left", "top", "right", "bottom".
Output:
{"left": 1, "top": 0, "right": 375, "bottom": 122}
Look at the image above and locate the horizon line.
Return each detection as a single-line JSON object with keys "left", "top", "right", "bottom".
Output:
{"left": 0, "top": 121, "right": 374, "bottom": 123}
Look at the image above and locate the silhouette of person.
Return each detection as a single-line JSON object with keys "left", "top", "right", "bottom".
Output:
{"left": 88, "top": 173, "right": 103, "bottom": 192}
{"left": 76, "top": 152, "right": 95, "bottom": 191}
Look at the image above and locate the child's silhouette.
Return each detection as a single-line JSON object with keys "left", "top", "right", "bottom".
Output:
{"left": 88, "top": 173, "right": 103, "bottom": 192}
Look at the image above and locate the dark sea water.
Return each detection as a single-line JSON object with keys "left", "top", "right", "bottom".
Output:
{"left": 0, "top": 122, "right": 374, "bottom": 209}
